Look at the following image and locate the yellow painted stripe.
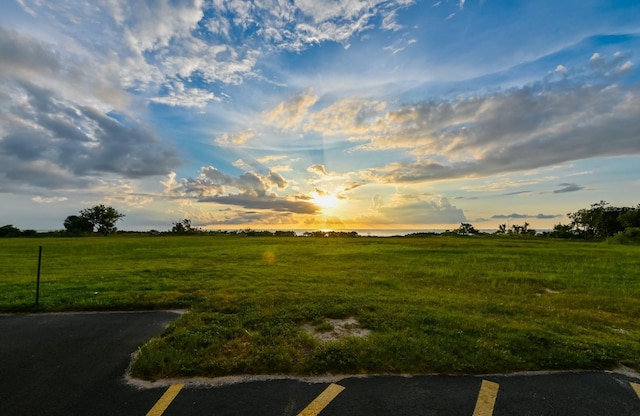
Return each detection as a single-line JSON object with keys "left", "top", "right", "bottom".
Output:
{"left": 631, "top": 382, "right": 640, "bottom": 400}
{"left": 297, "top": 383, "right": 345, "bottom": 416}
{"left": 473, "top": 380, "right": 500, "bottom": 416}
{"left": 146, "top": 384, "right": 184, "bottom": 416}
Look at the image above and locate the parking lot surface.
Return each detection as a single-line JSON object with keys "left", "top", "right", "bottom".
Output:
{"left": 1, "top": 312, "right": 639, "bottom": 415}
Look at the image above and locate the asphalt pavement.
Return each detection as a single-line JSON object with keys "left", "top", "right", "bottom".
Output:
{"left": 1, "top": 311, "right": 639, "bottom": 415}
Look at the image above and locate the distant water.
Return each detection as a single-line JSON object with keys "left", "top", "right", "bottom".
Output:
{"left": 288, "top": 228, "right": 549, "bottom": 236}
{"left": 290, "top": 229, "right": 449, "bottom": 237}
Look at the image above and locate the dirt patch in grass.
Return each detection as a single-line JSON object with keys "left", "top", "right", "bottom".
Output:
{"left": 301, "top": 317, "right": 371, "bottom": 343}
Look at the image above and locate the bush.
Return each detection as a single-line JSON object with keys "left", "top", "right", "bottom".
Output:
{"left": 607, "top": 227, "right": 640, "bottom": 245}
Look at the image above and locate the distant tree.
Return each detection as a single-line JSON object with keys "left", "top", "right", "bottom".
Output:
{"left": 568, "top": 201, "right": 628, "bottom": 239}
{"left": 171, "top": 218, "right": 192, "bottom": 234}
{"left": 171, "top": 218, "right": 205, "bottom": 234}
{"left": 508, "top": 222, "right": 536, "bottom": 236}
{"left": 302, "top": 230, "right": 359, "bottom": 238}
{"left": 549, "top": 223, "right": 574, "bottom": 239}
{"left": 77, "top": 205, "right": 125, "bottom": 236}
{"left": 64, "top": 215, "right": 94, "bottom": 234}
{"left": 0, "top": 225, "right": 21, "bottom": 238}
{"left": 495, "top": 224, "right": 507, "bottom": 234}
{"left": 618, "top": 205, "right": 640, "bottom": 229}
{"left": 456, "top": 222, "right": 478, "bottom": 235}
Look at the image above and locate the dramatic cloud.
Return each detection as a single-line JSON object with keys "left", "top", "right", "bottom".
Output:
{"left": 163, "top": 166, "right": 317, "bottom": 214}
{"left": 0, "top": 79, "right": 179, "bottom": 190}
{"left": 365, "top": 81, "right": 640, "bottom": 183}
{"left": 13, "top": 0, "right": 414, "bottom": 108}
{"left": 3, "top": 1, "right": 639, "bottom": 231}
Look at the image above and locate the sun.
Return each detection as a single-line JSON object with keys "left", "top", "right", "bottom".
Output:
{"left": 311, "top": 193, "right": 340, "bottom": 210}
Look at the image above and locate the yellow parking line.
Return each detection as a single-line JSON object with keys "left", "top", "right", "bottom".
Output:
{"left": 146, "top": 384, "right": 184, "bottom": 416}
{"left": 631, "top": 382, "right": 640, "bottom": 400}
{"left": 473, "top": 380, "right": 500, "bottom": 416}
{"left": 297, "top": 383, "right": 345, "bottom": 416}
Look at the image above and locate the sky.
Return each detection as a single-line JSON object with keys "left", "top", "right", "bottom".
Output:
{"left": 1, "top": 0, "right": 639, "bottom": 233}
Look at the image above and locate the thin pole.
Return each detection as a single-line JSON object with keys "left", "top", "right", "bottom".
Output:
{"left": 35, "top": 246, "right": 42, "bottom": 305}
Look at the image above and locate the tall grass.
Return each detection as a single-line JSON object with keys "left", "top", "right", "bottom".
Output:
{"left": 1, "top": 235, "right": 639, "bottom": 378}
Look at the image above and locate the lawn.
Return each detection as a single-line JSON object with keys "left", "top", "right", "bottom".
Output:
{"left": 1, "top": 234, "right": 639, "bottom": 379}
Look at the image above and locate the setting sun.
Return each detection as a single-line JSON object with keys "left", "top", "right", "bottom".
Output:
{"left": 311, "top": 193, "right": 340, "bottom": 210}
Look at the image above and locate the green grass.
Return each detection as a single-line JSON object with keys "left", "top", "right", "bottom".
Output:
{"left": 1, "top": 234, "right": 639, "bottom": 379}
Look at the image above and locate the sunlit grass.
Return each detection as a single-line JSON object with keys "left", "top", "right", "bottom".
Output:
{"left": 1, "top": 234, "right": 639, "bottom": 379}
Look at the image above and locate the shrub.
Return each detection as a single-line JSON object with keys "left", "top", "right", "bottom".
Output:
{"left": 607, "top": 227, "right": 640, "bottom": 245}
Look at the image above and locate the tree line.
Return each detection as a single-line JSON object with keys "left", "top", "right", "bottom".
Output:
{"left": 1, "top": 201, "right": 638, "bottom": 242}
{"left": 444, "top": 201, "right": 639, "bottom": 242}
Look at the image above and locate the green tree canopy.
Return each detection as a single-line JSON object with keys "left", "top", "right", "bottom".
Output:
{"left": 0, "top": 225, "right": 21, "bottom": 238}
{"left": 68, "top": 205, "right": 125, "bottom": 236}
{"left": 63, "top": 215, "right": 94, "bottom": 234}
{"left": 568, "top": 201, "right": 635, "bottom": 239}
{"left": 171, "top": 219, "right": 193, "bottom": 234}
{"left": 456, "top": 223, "right": 479, "bottom": 235}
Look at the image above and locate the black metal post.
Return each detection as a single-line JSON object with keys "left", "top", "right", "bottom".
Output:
{"left": 35, "top": 246, "right": 42, "bottom": 305}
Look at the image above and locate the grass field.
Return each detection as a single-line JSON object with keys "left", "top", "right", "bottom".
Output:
{"left": 1, "top": 234, "right": 639, "bottom": 379}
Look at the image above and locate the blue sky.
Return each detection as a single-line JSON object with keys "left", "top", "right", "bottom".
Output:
{"left": 1, "top": 0, "right": 639, "bottom": 232}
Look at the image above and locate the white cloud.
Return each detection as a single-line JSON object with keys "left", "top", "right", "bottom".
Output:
{"left": 151, "top": 83, "right": 219, "bottom": 108}
{"left": 32, "top": 196, "right": 68, "bottom": 204}
{"left": 384, "top": 45, "right": 406, "bottom": 55}
{"left": 119, "top": 0, "right": 205, "bottom": 55}
{"left": 304, "top": 98, "right": 387, "bottom": 137}
{"left": 13, "top": 0, "right": 415, "bottom": 111}
{"left": 256, "top": 155, "right": 289, "bottom": 164}
{"left": 266, "top": 89, "right": 318, "bottom": 130}
{"left": 618, "top": 60, "right": 634, "bottom": 72}
{"left": 381, "top": 10, "right": 403, "bottom": 31}
{"left": 215, "top": 130, "right": 256, "bottom": 147}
